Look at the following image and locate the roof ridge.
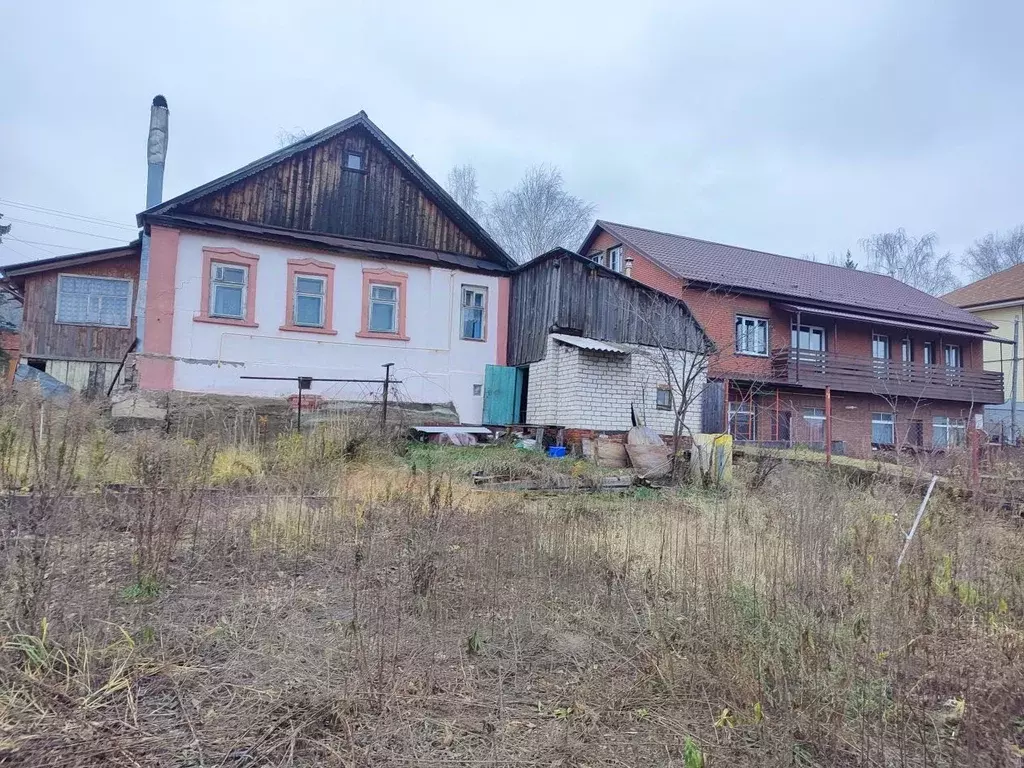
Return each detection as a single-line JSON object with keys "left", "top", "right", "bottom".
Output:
{"left": 599, "top": 218, "right": 896, "bottom": 282}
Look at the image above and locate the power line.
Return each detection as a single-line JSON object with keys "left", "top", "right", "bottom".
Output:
{"left": 5, "top": 218, "right": 129, "bottom": 243}
{"left": 0, "top": 241, "right": 35, "bottom": 262}
{"left": 6, "top": 237, "right": 79, "bottom": 252}
{"left": 0, "top": 198, "right": 138, "bottom": 232}
{"left": 7, "top": 236, "right": 67, "bottom": 256}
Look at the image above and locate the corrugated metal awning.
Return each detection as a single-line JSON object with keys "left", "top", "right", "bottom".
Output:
{"left": 777, "top": 304, "right": 1013, "bottom": 344}
{"left": 411, "top": 426, "right": 493, "bottom": 435}
{"left": 550, "top": 333, "right": 630, "bottom": 354}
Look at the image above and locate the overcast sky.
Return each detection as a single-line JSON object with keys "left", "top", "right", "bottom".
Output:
{"left": 2, "top": 0, "right": 1023, "bottom": 272}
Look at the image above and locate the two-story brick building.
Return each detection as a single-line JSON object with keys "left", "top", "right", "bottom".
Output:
{"left": 580, "top": 220, "right": 1006, "bottom": 457}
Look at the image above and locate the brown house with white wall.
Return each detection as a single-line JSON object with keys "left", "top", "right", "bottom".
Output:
{"left": 580, "top": 220, "right": 1005, "bottom": 458}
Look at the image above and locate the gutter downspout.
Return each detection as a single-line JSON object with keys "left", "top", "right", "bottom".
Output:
{"left": 136, "top": 95, "right": 169, "bottom": 353}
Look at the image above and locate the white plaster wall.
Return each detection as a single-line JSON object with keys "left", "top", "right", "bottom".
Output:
{"left": 526, "top": 335, "right": 705, "bottom": 433}
{"left": 168, "top": 231, "right": 501, "bottom": 423}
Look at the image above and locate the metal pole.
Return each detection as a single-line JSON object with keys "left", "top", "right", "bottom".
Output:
{"left": 381, "top": 362, "right": 394, "bottom": 430}
{"left": 825, "top": 385, "right": 832, "bottom": 467}
{"left": 297, "top": 381, "right": 303, "bottom": 433}
{"left": 795, "top": 310, "right": 801, "bottom": 383}
{"left": 1011, "top": 316, "right": 1019, "bottom": 444}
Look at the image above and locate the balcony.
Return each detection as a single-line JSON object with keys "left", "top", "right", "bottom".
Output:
{"left": 770, "top": 348, "right": 1004, "bottom": 404}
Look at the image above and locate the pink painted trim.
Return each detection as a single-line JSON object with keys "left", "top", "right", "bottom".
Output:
{"left": 196, "top": 247, "right": 260, "bottom": 327}
{"left": 357, "top": 267, "right": 410, "bottom": 341}
{"left": 496, "top": 276, "right": 510, "bottom": 366}
{"left": 281, "top": 257, "right": 337, "bottom": 334}
{"left": 138, "top": 225, "right": 180, "bottom": 390}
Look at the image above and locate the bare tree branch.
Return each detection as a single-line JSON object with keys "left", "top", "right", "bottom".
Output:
{"left": 444, "top": 164, "right": 485, "bottom": 220}
{"left": 859, "top": 228, "right": 959, "bottom": 295}
{"left": 275, "top": 127, "right": 310, "bottom": 148}
{"left": 486, "top": 165, "right": 596, "bottom": 264}
{"left": 962, "top": 224, "right": 1024, "bottom": 279}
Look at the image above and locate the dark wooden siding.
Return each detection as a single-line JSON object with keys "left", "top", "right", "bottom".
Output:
{"left": 20, "top": 256, "right": 138, "bottom": 362}
{"left": 182, "top": 126, "right": 489, "bottom": 261}
{"left": 509, "top": 254, "right": 707, "bottom": 366}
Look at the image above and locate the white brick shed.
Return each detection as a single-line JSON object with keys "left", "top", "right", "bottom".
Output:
{"left": 525, "top": 333, "right": 705, "bottom": 434}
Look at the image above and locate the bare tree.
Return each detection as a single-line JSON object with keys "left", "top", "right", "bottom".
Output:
{"left": 486, "top": 165, "right": 596, "bottom": 264}
{"left": 445, "top": 164, "right": 485, "bottom": 220}
{"left": 859, "top": 229, "right": 959, "bottom": 295}
{"left": 962, "top": 225, "right": 1024, "bottom": 279}
{"left": 0, "top": 212, "right": 10, "bottom": 244}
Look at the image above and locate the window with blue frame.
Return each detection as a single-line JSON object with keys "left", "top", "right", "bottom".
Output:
{"left": 461, "top": 286, "right": 487, "bottom": 340}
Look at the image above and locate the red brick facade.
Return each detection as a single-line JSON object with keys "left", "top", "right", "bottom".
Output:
{"left": 583, "top": 222, "right": 987, "bottom": 458}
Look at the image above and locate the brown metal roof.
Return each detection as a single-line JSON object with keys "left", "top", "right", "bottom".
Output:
{"left": 778, "top": 304, "right": 1012, "bottom": 343}
{"left": 942, "top": 263, "right": 1024, "bottom": 309}
{"left": 587, "top": 220, "right": 991, "bottom": 332}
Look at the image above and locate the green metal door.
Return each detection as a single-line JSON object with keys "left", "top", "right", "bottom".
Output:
{"left": 482, "top": 365, "right": 518, "bottom": 425}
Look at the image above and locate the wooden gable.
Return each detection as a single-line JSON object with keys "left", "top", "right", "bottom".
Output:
{"left": 171, "top": 123, "right": 497, "bottom": 263}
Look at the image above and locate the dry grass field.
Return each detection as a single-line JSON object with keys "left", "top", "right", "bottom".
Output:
{"left": 1, "top": 391, "right": 1022, "bottom": 767}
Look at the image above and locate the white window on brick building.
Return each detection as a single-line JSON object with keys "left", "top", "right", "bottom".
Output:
{"left": 802, "top": 407, "right": 825, "bottom": 443}
{"left": 735, "top": 315, "right": 768, "bottom": 356}
{"left": 607, "top": 245, "right": 623, "bottom": 272}
{"left": 589, "top": 250, "right": 605, "bottom": 266}
{"left": 729, "top": 401, "right": 755, "bottom": 440}
{"left": 871, "top": 412, "right": 895, "bottom": 448}
{"left": 932, "top": 416, "right": 965, "bottom": 448}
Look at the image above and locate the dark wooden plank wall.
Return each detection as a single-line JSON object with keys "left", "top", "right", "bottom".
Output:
{"left": 183, "top": 127, "right": 489, "bottom": 261}
{"left": 508, "top": 255, "right": 706, "bottom": 366}
{"left": 20, "top": 256, "right": 138, "bottom": 361}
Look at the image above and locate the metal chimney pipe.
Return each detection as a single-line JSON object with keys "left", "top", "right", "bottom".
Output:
{"left": 146, "top": 95, "right": 169, "bottom": 209}
{"left": 138, "top": 95, "right": 169, "bottom": 356}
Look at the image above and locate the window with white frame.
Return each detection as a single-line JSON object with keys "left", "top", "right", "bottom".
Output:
{"left": 589, "top": 250, "right": 605, "bottom": 266}
{"left": 871, "top": 412, "right": 895, "bottom": 447}
{"left": 461, "top": 286, "right": 487, "bottom": 340}
{"left": 729, "top": 401, "right": 756, "bottom": 440}
{"left": 368, "top": 283, "right": 399, "bottom": 333}
{"left": 607, "top": 245, "right": 623, "bottom": 272}
{"left": 932, "top": 416, "right": 965, "bottom": 448}
{"left": 735, "top": 315, "right": 768, "bottom": 356}
{"left": 210, "top": 262, "right": 249, "bottom": 319}
{"left": 656, "top": 386, "right": 672, "bottom": 410}
{"left": 55, "top": 274, "right": 132, "bottom": 327}
{"left": 802, "top": 407, "right": 825, "bottom": 443}
{"left": 293, "top": 274, "right": 326, "bottom": 327}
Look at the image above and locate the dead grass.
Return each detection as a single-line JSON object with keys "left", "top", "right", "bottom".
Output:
{"left": 1, "top": 392, "right": 1023, "bottom": 766}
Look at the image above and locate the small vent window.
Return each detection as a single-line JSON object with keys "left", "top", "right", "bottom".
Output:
{"left": 344, "top": 151, "right": 364, "bottom": 171}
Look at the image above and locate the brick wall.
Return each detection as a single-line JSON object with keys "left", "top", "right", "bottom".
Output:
{"left": 526, "top": 335, "right": 704, "bottom": 433}
{"left": 730, "top": 388, "right": 978, "bottom": 458}
{"left": 585, "top": 230, "right": 682, "bottom": 298}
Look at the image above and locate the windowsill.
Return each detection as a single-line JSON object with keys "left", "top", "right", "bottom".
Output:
{"left": 280, "top": 324, "right": 338, "bottom": 336}
{"left": 655, "top": 406, "right": 672, "bottom": 412}
{"left": 461, "top": 336, "right": 487, "bottom": 343}
{"left": 194, "top": 315, "right": 258, "bottom": 328}
{"left": 735, "top": 351, "right": 769, "bottom": 358}
{"left": 356, "top": 330, "right": 410, "bottom": 341}
{"left": 54, "top": 320, "right": 131, "bottom": 329}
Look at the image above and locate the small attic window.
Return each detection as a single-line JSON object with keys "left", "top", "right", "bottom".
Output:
{"left": 344, "top": 150, "right": 365, "bottom": 172}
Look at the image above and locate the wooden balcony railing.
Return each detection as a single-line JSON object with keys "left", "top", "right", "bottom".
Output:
{"left": 770, "top": 348, "right": 1004, "bottom": 404}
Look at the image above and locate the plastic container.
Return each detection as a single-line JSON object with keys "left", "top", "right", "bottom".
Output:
{"left": 547, "top": 445, "right": 567, "bottom": 458}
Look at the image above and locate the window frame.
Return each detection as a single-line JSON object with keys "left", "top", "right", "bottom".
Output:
{"left": 944, "top": 344, "right": 962, "bottom": 368}
{"left": 209, "top": 262, "right": 249, "bottom": 321}
{"left": 589, "top": 250, "right": 606, "bottom": 267}
{"left": 460, "top": 285, "right": 488, "bottom": 341}
{"left": 280, "top": 257, "right": 337, "bottom": 335}
{"left": 343, "top": 149, "right": 366, "bottom": 173}
{"left": 728, "top": 401, "right": 756, "bottom": 440}
{"left": 932, "top": 416, "right": 966, "bottom": 449}
{"left": 872, "top": 333, "right": 890, "bottom": 360}
{"left": 607, "top": 245, "right": 623, "bottom": 273}
{"left": 791, "top": 323, "right": 826, "bottom": 352}
{"left": 54, "top": 273, "right": 134, "bottom": 329}
{"left": 923, "top": 341, "right": 935, "bottom": 366}
{"left": 196, "top": 247, "right": 260, "bottom": 328}
{"left": 655, "top": 385, "right": 673, "bottom": 411}
{"left": 802, "top": 407, "right": 825, "bottom": 443}
{"left": 368, "top": 283, "right": 399, "bottom": 333}
{"left": 357, "top": 267, "right": 410, "bottom": 341}
{"left": 871, "top": 411, "right": 895, "bottom": 448}
{"left": 293, "top": 274, "right": 327, "bottom": 327}
{"left": 735, "top": 315, "right": 769, "bottom": 357}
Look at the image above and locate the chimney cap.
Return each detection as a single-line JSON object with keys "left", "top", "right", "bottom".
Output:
{"left": 152, "top": 94, "right": 168, "bottom": 108}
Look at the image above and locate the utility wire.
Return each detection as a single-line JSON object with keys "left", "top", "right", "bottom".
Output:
{"left": 0, "top": 198, "right": 138, "bottom": 231}
{"left": 6, "top": 237, "right": 78, "bottom": 252}
{"left": 5, "top": 218, "right": 129, "bottom": 243}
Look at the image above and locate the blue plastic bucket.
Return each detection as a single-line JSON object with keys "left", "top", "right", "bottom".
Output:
{"left": 547, "top": 446, "right": 567, "bottom": 458}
